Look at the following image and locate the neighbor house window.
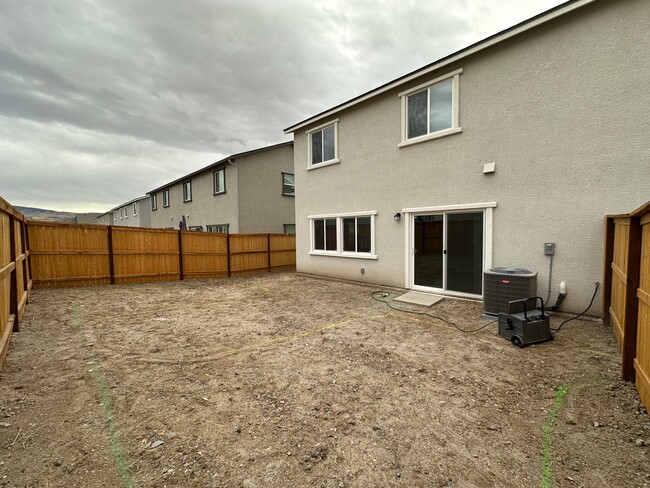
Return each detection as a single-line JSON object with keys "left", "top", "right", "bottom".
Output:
{"left": 282, "top": 173, "right": 295, "bottom": 196}
{"left": 399, "top": 69, "right": 462, "bottom": 147}
{"left": 113, "top": 211, "right": 117, "bottom": 222}
{"left": 307, "top": 120, "right": 338, "bottom": 168}
{"left": 310, "top": 211, "right": 376, "bottom": 258}
{"left": 133, "top": 203, "right": 138, "bottom": 216}
{"left": 183, "top": 181, "right": 192, "bottom": 202}
{"left": 283, "top": 224, "right": 296, "bottom": 234}
{"left": 213, "top": 168, "right": 225, "bottom": 195}
{"left": 163, "top": 189, "right": 170, "bottom": 207}
{"left": 120, "top": 208, "right": 123, "bottom": 219}
{"left": 124, "top": 206, "right": 128, "bottom": 218}
{"left": 207, "top": 224, "right": 229, "bottom": 233}
{"left": 151, "top": 194, "right": 157, "bottom": 211}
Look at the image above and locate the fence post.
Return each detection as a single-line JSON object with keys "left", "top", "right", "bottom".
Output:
{"left": 178, "top": 230, "right": 184, "bottom": 281}
{"left": 267, "top": 234, "right": 271, "bottom": 272}
{"left": 19, "top": 221, "right": 28, "bottom": 304}
{"left": 9, "top": 215, "right": 19, "bottom": 332}
{"left": 226, "top": 234, "right": 231, "bottom": 278}
{"left": 107, "top": 226, "right": 115, "bottom": 285}
{"left": 622, "top": 216, "right": 642, "bottom": 381}
{"left": 602, "top": 217, "right": 615, "bottom": 325}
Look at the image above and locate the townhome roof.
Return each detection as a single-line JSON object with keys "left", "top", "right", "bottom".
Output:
{"left": 283, "top": 0, "right": 595, "bottom": 134}
{"left": 109, "top": 195, "right": 149, "bottom": 212}
{"left": 147, "top": 141, "right": 293, "bottom": 195}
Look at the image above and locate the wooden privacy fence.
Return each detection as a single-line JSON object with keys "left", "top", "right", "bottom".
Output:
{"left": 27, "top": 221, "right": 296, "bottom": 288}
{"left": 603, "top": 200, "right": 650, "bottom": 412}
{"left": 0, "top": 197, "right": 32, "bottom": 370}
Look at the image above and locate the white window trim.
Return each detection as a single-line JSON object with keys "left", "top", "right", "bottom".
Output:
{"left": 183, "top": 181, "right": 192, "bottom": 202}
{"left": 163, "top": 189, "right": 170, "bottom": 208}
{"left": 402, "top": 202, "right": 496, "bottom": 296}
{"left": 306, "top": 119, "right": 339, "bottom": 170}
{"left": 151, "top": 194, "right": 157, "bottom": 211}
{"left": 214, "top": 168, "right": 226, "bottom": 195}
{"left": 133, "top": 203, "right": 138, "bottom": 216}
{"left": 308, "top": 211, "right": 377, "bottom": 259}
{"left": 399, "top": 68, "right": 462, "bottom": 148}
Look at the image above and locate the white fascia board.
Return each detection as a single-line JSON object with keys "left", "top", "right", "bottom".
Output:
{"left": 284, "top": 0, "right": 595, "bottom": 134}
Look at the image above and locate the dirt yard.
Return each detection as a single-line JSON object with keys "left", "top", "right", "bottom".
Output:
{"left": 0, "top": 273, "right": 648, "bottom": 487}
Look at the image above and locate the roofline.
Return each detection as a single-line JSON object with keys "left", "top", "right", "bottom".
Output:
{"left": 283, "top": 0, "right": 595, "bottom": 134}
{"left": 147, "top": 141, "right": 293, "bottom": 195}
{"left": 109, "top": 195, "right": 149, "bottom": 212}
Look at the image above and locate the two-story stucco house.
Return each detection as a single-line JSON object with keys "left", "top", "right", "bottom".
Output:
{"left": 147, "top": 142, "right": 295, "bottom": 234}
{"left": 284, "top": 0, "right": 649, "bottom": 314}
{"left": 108, "top": 196, "right": 152, "bottom": 228}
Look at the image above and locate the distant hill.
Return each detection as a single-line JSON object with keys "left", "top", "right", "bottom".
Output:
{"left": 15, "top": 206, "right": 103, "bottom": 224}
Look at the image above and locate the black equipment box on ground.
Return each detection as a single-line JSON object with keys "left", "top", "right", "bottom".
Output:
{"left": 498, "top": 297, "right": 553, "bottom": 347}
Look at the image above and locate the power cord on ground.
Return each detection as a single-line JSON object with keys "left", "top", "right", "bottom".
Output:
{"left": 551, "top": 281, "right": 600, "bottom": 331}
{"left": 371, "top": 291, "right": 497, "bottom": 333}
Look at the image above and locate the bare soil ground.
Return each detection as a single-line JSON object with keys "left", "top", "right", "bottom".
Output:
{"left": 0, "top": 273, "right": 649, "bottom": 488}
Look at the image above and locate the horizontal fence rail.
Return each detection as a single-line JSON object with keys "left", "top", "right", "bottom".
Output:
{"left": 0, "top": 197, "right": 32, "bottom": 371}
{"left": 27, "top": 222, "right": 296, "bottom": 288}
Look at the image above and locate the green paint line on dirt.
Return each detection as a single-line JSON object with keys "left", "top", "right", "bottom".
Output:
{"left": 541, "top": 385, "right": 569, "bottom": 488}
{"left": 73, "top": 305, "right": 136, "bottom": 488}
{"left": 540, "top": 379, "right": 610, "bottom": 488}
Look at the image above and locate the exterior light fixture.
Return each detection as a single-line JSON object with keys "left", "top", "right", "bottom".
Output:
{"left": 394, "top": 212, "right": 401, "bottom": 222}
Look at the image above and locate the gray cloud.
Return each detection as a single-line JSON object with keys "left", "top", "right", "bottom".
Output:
{"left": 0, "top": 0, "right": 564, "bottom": 212}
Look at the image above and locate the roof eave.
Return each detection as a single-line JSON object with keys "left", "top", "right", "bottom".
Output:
{"left": 283, "top": 0, "right": 595, "bottom": 134}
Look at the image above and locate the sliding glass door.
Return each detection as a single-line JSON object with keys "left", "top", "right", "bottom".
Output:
{"left": 413, "top": 211, "right": 483, "bottom": 296}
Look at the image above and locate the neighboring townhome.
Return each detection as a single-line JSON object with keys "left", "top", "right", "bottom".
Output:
{"left": 110, "top": 196, "right": 152, "bottom": 228}
{"left": 147, "top": 142, "right": 295, "bottom": 234}
{"left": 284, "top": 0, "right": 649, "bottom": 315}
{"left": 96, "top": 212, "right": 112, "bottom": 225}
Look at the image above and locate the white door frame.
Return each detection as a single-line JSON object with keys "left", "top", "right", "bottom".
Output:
{"left": 403, "top": 202, "right": 496, "bottom": 298}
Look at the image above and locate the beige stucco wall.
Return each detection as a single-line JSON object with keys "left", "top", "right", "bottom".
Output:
{"left": 293, "top": 0, "right": 650, "bottom": 314}
{"left": 149, "top": 163, "right": 240, "bottom": 231}
{"left": 237, "top": 144, "right": 295, "bottom": 233}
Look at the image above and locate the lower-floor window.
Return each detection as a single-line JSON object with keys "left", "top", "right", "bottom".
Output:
{"left": 283, "top": 224, "right": 296, "bottom": 234}
{"left": 207, "top": 224, "right": 229, "bottom": 233}
{"left": 310, "top": 212, "right": 376, "bottom": 257}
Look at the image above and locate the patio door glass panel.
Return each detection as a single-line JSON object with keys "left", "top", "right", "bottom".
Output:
{"left": 414, "top": 215, "right": 443, "bottom": 288}
{"left": 446, "top": 212, "right": 483, "bottom": 295}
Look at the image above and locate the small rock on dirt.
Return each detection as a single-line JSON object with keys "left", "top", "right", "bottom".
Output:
{"left": 635, "top": 438, "right": 646, "bottom": 447}
{"left": 150, "top": 440, "right": 165, "bottom": 449}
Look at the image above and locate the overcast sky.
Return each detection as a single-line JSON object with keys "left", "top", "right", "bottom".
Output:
{"left": 0, "top": 0, "right": 566, "bottom": 212}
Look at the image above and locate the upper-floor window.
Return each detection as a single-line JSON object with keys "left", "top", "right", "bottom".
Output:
{"left": 124, "top": 206, "right": 128, "bottom": 218}
{"left": 214, "top": 168, "right": 225, "bottom": 195}
{"left": 151, "top": 194, "right": 157, "bottom": 211}
{"left": 133, "top": 203, "right": 137, "bottom": 216}
{"left": 399, "top": 68, "right": 462, "bottom": 147}
{"left": 113, "top": 211, "right": 117, "bottom": 222}
{"left": 163, "top": 189, "right": 170, "bottom": 207}
{"left": 120, "top": 207, "right": 124, "bottom": 219}
{"left": 307, "top": 119, "right": 339, "bottom": 169}
{"left": 282, "top": 172, "right": 295, "bottom": 196}
{"left": 183, "top": 181, "right": 192, "bottom": 202}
